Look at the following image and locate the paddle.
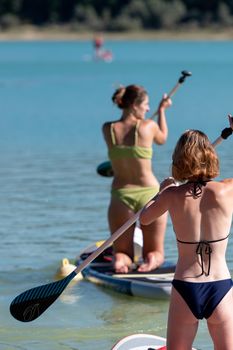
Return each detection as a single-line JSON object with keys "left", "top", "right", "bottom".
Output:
{"left": 10, "top": 118, "right": 232, "bottom": 323}
{"left": 212, "top": 114, "right": 233, "bottom": 147}
{"left": 96, "top": 160, "right": 113, "bottom": 177}
{"left": 97, "top": 70, "right": 192, "bottom": 177}
{"left": 10, "top": 209, "right": 142, "bottom": 322}
{"left": 150, "top": 70, "right": 192, "bottom": 119}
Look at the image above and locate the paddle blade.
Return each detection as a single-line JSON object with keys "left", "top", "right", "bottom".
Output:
{"left": 96, "top": 161, "right": 113, "bottom": 177}
{"left": 10, "top": 271, "right": 76, "bottom": 322}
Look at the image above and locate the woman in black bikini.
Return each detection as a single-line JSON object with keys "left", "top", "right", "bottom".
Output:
{"left": 140, "top": 117, "right": 233, "bottom": 350}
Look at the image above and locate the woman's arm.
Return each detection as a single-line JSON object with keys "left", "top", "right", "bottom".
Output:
{"left": 212, "top": 114, "right": 233, "bottom": 147}
{"left": 140, "top": 178, "right": 177, "bottom": 225}
{"left": 152, "top": 94, "right": 172, "bottom": 145}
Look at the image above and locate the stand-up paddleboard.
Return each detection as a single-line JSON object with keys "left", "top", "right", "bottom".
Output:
{"left": 76, "top": 228, "right": 176, "bottom": 299}
{"left": 83, "top": 51, "right": 113, "bottom": 63}
{"left": 111, "top": 334, "right": 166, "bottom": 350}
{"left": 111, "top": 333, "right": 197, "bottom": 350}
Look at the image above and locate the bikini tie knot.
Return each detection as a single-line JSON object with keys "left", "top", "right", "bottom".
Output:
{"left": 189, "top": 179, "right": 207, "bottom": 198}
{"left": 196, "top": 241, "right": 212, "bottom": 276}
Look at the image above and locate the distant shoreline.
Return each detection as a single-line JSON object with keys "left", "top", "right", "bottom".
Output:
{"left": 0, "top": 25, "right": 233, "bottom": 41}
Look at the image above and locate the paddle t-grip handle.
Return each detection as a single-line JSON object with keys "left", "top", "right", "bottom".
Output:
{"left": 151, "top": 70, "right": 192, "bottom": 119}
{"left": 212, "top": 114, "right": 233, "bottom": 147}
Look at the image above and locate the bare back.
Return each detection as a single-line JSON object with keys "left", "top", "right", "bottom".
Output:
{"left": 141, "top": 179, "right": 233, "bottom": 281}
{"left": 103, "top": 118, "right": 163, "bottom": 189}
{"left": 169, "top": 180, "right": 233, "bottom": 281}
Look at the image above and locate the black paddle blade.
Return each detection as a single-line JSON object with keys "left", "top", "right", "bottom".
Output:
{"left": 96, "top": 161, "right": 113, "bottom": 177}
{"left": 10, "top": 271, "right": 76, "bottom": 322}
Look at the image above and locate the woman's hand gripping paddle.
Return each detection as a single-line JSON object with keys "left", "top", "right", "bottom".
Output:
{"left": 97, "top": 70, "right": 192, "bottom": 177}
{"left": 212, "top": 114, "right": 233, "bottom": 147}
{"left": 10, "top": 209, "right": 142, "bottom": 322}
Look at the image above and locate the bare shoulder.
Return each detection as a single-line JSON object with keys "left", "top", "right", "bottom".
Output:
{"left": 221, "top": 178, "right": 233, "bottom": 184}
{"left": 160, "top": 184, "right": 178, "bottom": 201}
{"left": 102, "top": 120, "right": 116, "bottom": 133}
{"left": 102, "top": 121, "right": 112, "bottom": 129}
{"left": 212, "top": 178, "right": 233, "bottom": 186}
{"left": 141, "top": 119, "right": 157, "bottom": 128}
{"left": 220, "top": 178, "right": 233, "bottom": 189}
{"left": 139, "top": 119, "right": 158, "bottom": 134}
{"left": 208, "top": 179, "right": 233, "bottom": 196}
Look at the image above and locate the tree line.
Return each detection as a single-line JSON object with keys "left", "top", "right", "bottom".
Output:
{"left": 0, "top": 0, "right": 233, "bottom": 31}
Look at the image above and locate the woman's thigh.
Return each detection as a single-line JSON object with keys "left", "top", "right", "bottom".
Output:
{"left": 108, "top": 197, "right": 135, "bottom": 255}
{"left": 207, "top": 288, "right": 233, "bottom": 350}
{"left": 167, "top": 287, "right": 198, "bottom": 350}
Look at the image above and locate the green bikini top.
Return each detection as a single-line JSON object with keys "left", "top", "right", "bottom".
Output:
{"left": 108, "top": 120, "right": 153, "bottom": 160}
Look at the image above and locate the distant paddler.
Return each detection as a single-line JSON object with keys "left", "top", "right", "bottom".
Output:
{"left": 93, "top": 33, "right": 113, "bottom": 62}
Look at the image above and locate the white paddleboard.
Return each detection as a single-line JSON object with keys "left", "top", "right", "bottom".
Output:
{"left": 111, "top": 333, "right": 197, "bottom": 350}
{"left": 111, "top": 333, "right": 166, "bottom": 350}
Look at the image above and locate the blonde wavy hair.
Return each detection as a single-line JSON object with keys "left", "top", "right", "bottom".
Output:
{"left": 172, "top": 130, "right": 219, "bottom": 181}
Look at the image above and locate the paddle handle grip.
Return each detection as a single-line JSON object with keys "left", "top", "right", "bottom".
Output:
{"left": 212, "top": 136, "right": 223, "bottom": 148}
{"left": 150, "top": 82, "right": 180, "bottom": 119}
{"left": 212, "top": 115, "right": 233, "bottom": 147}
{"left": 74, "top": 209, "right": 142, "bottom": 275}
{"left": 150, "top": 70, "right": 192, "bottom": 119}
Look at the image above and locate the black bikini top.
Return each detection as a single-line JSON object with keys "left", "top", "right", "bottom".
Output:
{"left": 177, "top": 179, "right": 229, "bottom": 276}
{"left": 177, "top": 234, "right": 230, "bottom": 276}
{"left": 188, "top": 179, "right": 208, "bottom": 197}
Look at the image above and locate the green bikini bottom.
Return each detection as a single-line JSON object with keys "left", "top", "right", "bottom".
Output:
{"left": 111, "top": 186, "right": 159, "bottom": 213}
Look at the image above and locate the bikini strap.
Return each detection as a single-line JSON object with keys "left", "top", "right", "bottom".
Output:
{"left": 110, "top": 123, "right": 116, "bottom": 145}
{"left": 196, "top": 241, "right": 212, "bottom": 276}
{"left": 176, "top": 233, "right": 230, "bottom": 245}
{"left": 111, "top": 121, "right": 140, "bottom": 146}
{"left": 134, "top": 120, "right": 140, "bottom": 146}
{"left": 177, "top": 234, "right": 230, "bottom": 276}
{"left": 188, "top": 179, "right": 208, "bottom": 197}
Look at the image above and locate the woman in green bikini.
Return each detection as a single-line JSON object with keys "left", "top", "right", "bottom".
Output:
{"left": 102, "top": 84, "right": 172, "bottom": 273}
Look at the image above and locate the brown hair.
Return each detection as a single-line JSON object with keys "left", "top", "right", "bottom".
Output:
{"left": 172, "top": 130, "right": 219, "bottom": 181}
{"left": 112, "top": 85, "right": 148, "bottom": 109}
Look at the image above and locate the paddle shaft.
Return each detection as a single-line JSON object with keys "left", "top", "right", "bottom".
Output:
{"left": 150, "top": 74, "right": 191, "bottom": 119}
{"left": 212, "top": 135, "right": 223, "bottom": 147}
{"left": 212, "top": 115, "right": 233, "bottom": 147}
{"left": 151, "top": 81, "right": 181, "bottom": 118}
{"left": 73, "top": 209, "right": 142, "bottom": 275}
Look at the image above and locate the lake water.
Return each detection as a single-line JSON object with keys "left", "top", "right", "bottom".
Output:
{"left": 0, "top": 40, "right": 233, "bottom": 350}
